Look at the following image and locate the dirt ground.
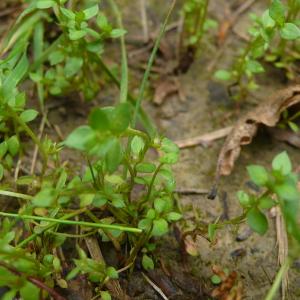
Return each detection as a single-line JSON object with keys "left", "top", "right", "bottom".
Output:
{"left": 1, "top": 0, "right": 300, "bottom": 299}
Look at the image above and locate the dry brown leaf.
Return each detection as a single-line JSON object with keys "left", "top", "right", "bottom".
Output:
{"left": 217, "top": 85, "right": 300, "bottom": 176}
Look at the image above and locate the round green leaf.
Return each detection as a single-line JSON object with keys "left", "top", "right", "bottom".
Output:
{"left": 280, "top": 23, "right": 300, "bottom": 40}
{"left": 152, "top": 218, "right": 168, "bottom": 236}
{"left": 246, "top": 207, "right": 268, "bottom": 235}
{"left": 142, "top": 254, "right": 154, "bottom": 270}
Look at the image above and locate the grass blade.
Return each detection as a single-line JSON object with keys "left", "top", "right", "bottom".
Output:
{"left": 132, "top": 0, "right": 176, "bottom": 128}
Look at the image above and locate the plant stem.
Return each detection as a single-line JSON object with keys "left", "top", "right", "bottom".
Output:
{"left": 17, "top": 209, "right": 87, "bottom": 248}
{"left": 264, "top": 258, "right": 290, "bottom": 300}
{"left": 8, "top": 106, "right": 48, "bottom": 173}
{"left": 0, "top": 190, "right": 33, "bottom": 201}
{"left": 0, "top": 211, "right": 142, "bottom": 233}
{"left": 132, "top": 0, "right": 176, "bottom": 128}
{"left": 107, "top": 0, "right": 128, "bottom": 104}
{"left": 0, "top": 261, "right": 66, "bottom": 300}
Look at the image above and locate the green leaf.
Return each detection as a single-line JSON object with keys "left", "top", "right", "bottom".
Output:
{"left": 246, "top": 207, "right": 268, "bottom": 235}
{"left": 272, "top": 151, "right": 291, "bottom": 175}
{"left": 146, "top": 208, "right": 156, "bottom": 219}
{"left": 280, "top": 23, "right": 300, "bottom": 40}
{"left": 246, "top": 60, "right": 264, "bottom": 73}
{"left": 60, "top": 7, "right": 75, "bottom": 19}
{"left": 237, "top": 190, "right": 251, "bottom": 208}
{"left": 89, "top": 107, "right": 111, "bottom": 132}
{"left": 159, "top": 152, "right": 179, "bottom": 164}
{"left": 152, "top": 218, "right": 168, "bottom": 236}
{"left": 274, "top": 182, "right": 299, "bottom": 201}
{"left": 138, "top": 218, "right": 152, "bottom": 230}
{"left": 69, "top": 30, "right": 87, "bottom": 40}
{"left": 20, "top": 109, "right": 38, "bottom": 123}
{"left": 32, "top": 187, "right": 57, "bottom": 207}
{"left": 20, "top": 282, "right": 40, "bottom": 300}
{"left": 261, "top": 10, "right": 276, "bottom": 28}
{"left": 136, "top": 163, "right": 156, "bottom": 173}
{"left": 100, "top": 291, "right": 111, "bottom": 300}
{"left": 161, "top": 137, "right": 179, "bottom": 153}
{"left": 142, "top": 254, "right": 154, "bottom": 270}
{"left": 110, "top": 103, "right": 131, "bottom": 134}
{"left": 49, "top": 50, "right": 65, "bottom": 65}
{"left": 269, "top": 0, "right": 286, "bottom": 26}
{"left": 0, "top": 164, "right": 4, "bottom": 180}
{"left": 92, "top": 194, "right": 107, "bottom": 207}
{"left": 7, "top": 135, "right": 20, "bottom": 157}
{"left": 214, "top": 69, "right": 232, "bottom": 81}
{"left": 154, "top": 198, "right": 166, "bottom": 213}
{"left": 36, "top": 0, "right": 55, "bottom": 9}
{"left": 110, "top": 29, "right": 127, "bottom": 38}
{"left": 0, "top": 141, "right": 8, "bottom": 158}
{"left": 211, "top": 274, "right": 222, "bottom": 285}
{"left": 105, "top": 138, "right": 122, "bottom": 173}
{"left": 258, "top": 196, "right": 275, "bottom": 209}
{"left": 3, "top": 53, "right": 29, "bottom": 96}
{"left": 83, "top": 5, "right": 99, "bottom": 20}
{"left": 166, "top": 212, "right": 182, "bottom": 221}
{"left": 111, "top": 195, "right": 125, "bottom": 208}
{"left": 106, "top": 266, "right": 118, "bottom": 279}
{"left": 208, "top": 224, "right": 216, "bottom": 241}
{"left": 65, "top": 126, "right": 96, "bottom": 151}
{"left": 288, "top": 121, "right": 299, "bottom": 133}
{"left": 247, "top": 165, "right": 269, "bottom": 186}
{"left": 131, "top": 136, "right": 145, "bottom": 155}
{"left": 64, "top": 57, "right": 83, "bottom": 77}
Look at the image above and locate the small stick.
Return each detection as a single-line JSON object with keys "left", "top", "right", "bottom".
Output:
{"left": 142, "top": 272, "right": 169, "bottom": 300}
{"left": 30, "top": 112, "right": 47, "bottom": 175}
{"left": 175, "top": 126, "right": 232, "bottom": 149}
{"left": 140, "top": 0, "right": 149, "bottom": 43}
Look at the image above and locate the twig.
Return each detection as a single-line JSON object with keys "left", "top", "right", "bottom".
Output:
{"left": 140, "top": 0, "right": 149, "bottom": 43}
{"left": 0, "top": 261, "right": 66, "bottom": 300}
{"left": 275, "top": 208, "right": 289, "bottom": 300}
{"left": 30, "top": 112, "right": 47, "bottom": 175}
{"left": 175, "top": 126, "right": 232, "bottom": 149}
{"left": 85, "top": 237, "right": 130, "bottom": 300}
{"left": 142, "top": 272, "right": 169, "bottom": 300}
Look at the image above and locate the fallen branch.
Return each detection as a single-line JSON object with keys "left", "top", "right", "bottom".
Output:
{"left": 175, "top": 126, "right": 232, "bottom": 149}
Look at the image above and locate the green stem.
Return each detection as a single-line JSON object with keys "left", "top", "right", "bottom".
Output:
{"left": 264, "top": 258, "right": 290, "bottom": 300}
{"left": 96, "top": 55, "right": 156, "bottom": 136}
{"left": 132, "top": 0, "right": 176, "bottom": 128}
{"left": 0, "top": 190, "right": 33, "bottom": 201}
{"left": 0, "top": 211, "right": 142, "bottom": 233}
{"left": 8, "top": 106, "right": 48, "bottom": 173}
{"left": 195, "top": 0, "right": 209, "bottom": 46}
{"left": 107, "top": 0, "right": 128, "bottom": 103}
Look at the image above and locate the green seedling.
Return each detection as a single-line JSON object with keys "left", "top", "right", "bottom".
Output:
{"left": 214, "top": 0, "right": 300, "bottom": 100}
{"left": 177, "top": 0, "right": 217, "bottom": 72}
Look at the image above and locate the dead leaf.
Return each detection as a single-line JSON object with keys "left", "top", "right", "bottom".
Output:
{"left": 217, "top": 85, "right": 300, "bottom": 176}
{"left": 211, "top": 265, "right": 242, "bottom": 300}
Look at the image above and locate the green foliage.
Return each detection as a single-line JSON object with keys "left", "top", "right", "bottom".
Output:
{"left": 0, "top": 1, "right": 180, "bottom": 297}
{"left": 238, "top": 152, "right": 300, "bottom": 243}
{"left": 214, "top": 0, "right": 300, "bottom": 99}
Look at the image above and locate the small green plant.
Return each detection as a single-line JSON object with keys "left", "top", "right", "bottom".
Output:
{"left": 214, "top": 0, "right": 300, "bottom": 100}
{"left": 0, "top": 1, "right": 179, "bottom": 298}
{"left": 177, "top": 0, "right": 217, "bottom": 72}
{"left": 237, "top": 151, "right": 300, "bottom": 244}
